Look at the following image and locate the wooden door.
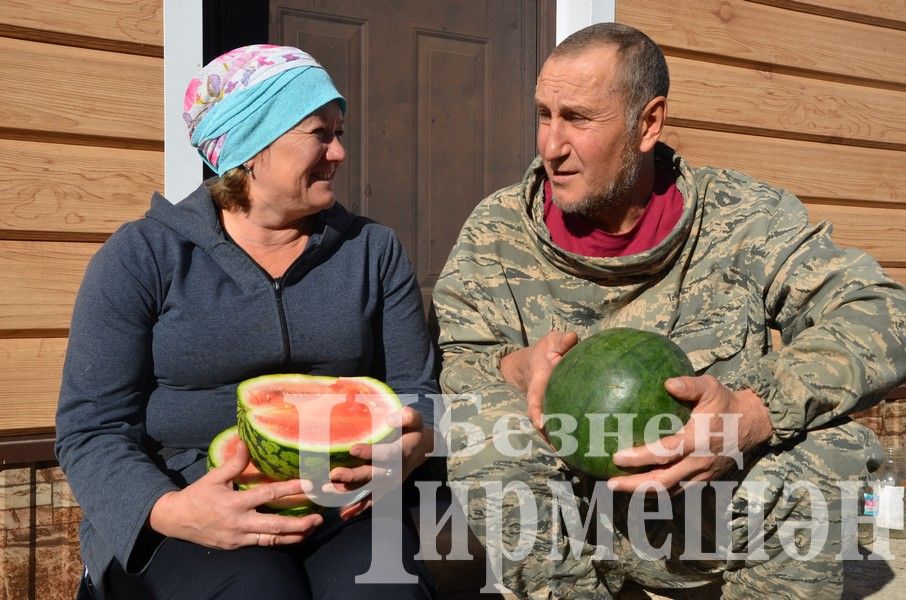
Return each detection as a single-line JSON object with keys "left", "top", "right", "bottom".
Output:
{"left": 270, "top": 0, "right": 554, "bottom": 304}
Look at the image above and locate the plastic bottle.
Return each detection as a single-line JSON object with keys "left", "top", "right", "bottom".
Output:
{"left": 874, "top": 447, "right": 906, "bottom": 540}
{"left": 859, "top": 475, "right": 876, "bottom": 546}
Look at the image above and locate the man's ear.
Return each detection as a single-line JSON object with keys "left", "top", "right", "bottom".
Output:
{"left": 637, "top": 96, "right": 667, "bottom": 153}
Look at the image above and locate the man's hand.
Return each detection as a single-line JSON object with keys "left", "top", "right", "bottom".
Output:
{"left": 607, "top": 375, "right": 774, "bottom": 494}
{"left": 500, "top": 330, "right": 579, "bottom": 430}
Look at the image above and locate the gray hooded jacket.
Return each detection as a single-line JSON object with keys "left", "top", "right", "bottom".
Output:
{"left": 55, "top": 183, "right": 438, "bottom": 593}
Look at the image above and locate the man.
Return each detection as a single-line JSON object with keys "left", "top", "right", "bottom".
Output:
{"left": 432, "top": 22, "right": 906, "bottom": 599}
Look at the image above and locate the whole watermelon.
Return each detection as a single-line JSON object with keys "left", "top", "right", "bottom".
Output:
{"left": 542, "top": 328, "right": 694, "bottom": 479}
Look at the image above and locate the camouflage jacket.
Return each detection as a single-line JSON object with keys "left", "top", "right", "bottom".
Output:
{"left": 433, "top": 143, "right": 906, "bottom": 445}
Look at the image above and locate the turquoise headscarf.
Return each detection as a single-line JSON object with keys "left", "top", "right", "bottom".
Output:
{"left": 183, "top": 44, "right": 346, "bottom": 175}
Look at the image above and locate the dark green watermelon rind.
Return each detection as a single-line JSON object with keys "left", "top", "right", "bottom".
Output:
{"left": 236, "top": 374, "right": 403, "bottom": 482}
{"left": 238, "top": 413, "right": 365, "bottom": 482}
{"left": 543, "top": 328, "right": 693, "bottom": 480}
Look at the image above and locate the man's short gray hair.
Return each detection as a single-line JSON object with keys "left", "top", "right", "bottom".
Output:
{"left": 551, "top": 23, "right": 669, "bottom": 136}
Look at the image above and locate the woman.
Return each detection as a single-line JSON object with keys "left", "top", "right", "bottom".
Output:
{"left": 56, "top": 45, "right": 438, "bottom": 599}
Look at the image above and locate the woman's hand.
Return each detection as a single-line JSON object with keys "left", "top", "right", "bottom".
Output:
{"left": 325, "top": 405, "right": 433, "bottom": 520}
{"left": 148, "top": 440, "right": 322, "bottom": 549}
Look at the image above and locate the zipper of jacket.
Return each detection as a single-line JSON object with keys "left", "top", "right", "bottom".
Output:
{"left": 272, "top": 276, "right": 291, "bottom": 366}
{"left": 226, "top": 240, "right": 313, "bottom": 368}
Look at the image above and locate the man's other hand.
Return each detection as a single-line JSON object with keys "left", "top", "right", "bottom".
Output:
{"left": 500, "top": 330, "right": 579, "bottom": 430}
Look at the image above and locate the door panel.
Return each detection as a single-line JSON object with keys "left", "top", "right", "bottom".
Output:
{"left": 416, "top": 32, "right": 487, "bottom": 281}
{"left": 271, "top": 1, "right": 554, "bottom": 304}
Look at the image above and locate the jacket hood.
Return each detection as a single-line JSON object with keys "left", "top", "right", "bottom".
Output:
{"left": 519, "top": 142, "right": 702, "bottom": 282}
{"left": 144, "top": 180, "right": 356, "bottom": 262}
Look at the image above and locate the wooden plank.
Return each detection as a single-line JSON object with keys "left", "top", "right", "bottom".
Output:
{"left": 0, "top": 38, "right": 163, "bottom": 142}
{"left": 754, "top": 0, "right": 906, "bottom": 29}
{"left": 1, "top": 0, "right": 162, "bottom": 47}
{"left": 0, "top": 241, "right": 101, "bottom": 331}
{"left": 666, "top": 55, "right": 906, "bottom": 148}
{"left": 0, "top": 338, "right": 66, "bottom": 433}
{"left": 804, "top": 203, "right": 906, "bottom": 266}
{"left": 0, "top": 139, "right": 161, "bottom": 236}
{"left": 807, "top": 0, "right": 906, "bottom": 21}
{"left": 616, "top": 0, "right": 906, "bottom": 85}
{"left": 661, "top": 126, "right": 905, "bottom": 205}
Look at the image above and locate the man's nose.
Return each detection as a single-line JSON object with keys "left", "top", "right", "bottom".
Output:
{"left": 539, "top": 120, "right": 568, "bottom": 161}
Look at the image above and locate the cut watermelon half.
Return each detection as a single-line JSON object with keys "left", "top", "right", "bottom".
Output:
{"left": 236, "top": 374, "right": 402, "bottom": 482}
{"left": 207, "top": 426, "right": 320, "bottom": 516}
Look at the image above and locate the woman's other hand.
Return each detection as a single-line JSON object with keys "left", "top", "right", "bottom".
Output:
{"left": 148, "top": 440, "right": 322, "bottom": 548}
{"left": 326, "top": 405, "right": 433, "bottom": 519}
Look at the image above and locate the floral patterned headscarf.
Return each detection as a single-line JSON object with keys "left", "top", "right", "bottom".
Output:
{"left": 183, "top": 44, "right": 346, "bottom": 175}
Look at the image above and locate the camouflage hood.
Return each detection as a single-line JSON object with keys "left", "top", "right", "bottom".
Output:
{"left": 517, "top": 142, "right": 698, "bottom": 281}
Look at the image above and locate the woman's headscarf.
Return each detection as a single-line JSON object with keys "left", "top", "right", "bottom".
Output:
{"left": 183, "top": 44, "right": 346, "bottom": 175}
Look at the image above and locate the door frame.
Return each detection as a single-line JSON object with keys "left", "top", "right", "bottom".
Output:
{"left": 163, "top": 0, "right": 623, "bottom": 198}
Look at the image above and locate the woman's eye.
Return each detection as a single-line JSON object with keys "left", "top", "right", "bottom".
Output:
{"left": 307, "top": 126, "right": 343, "bottom": 142}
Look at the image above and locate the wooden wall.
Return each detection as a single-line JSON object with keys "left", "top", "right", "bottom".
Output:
{"left": 0, "top": 1, "right": 164, "bottom": 442}
{"left": 616, "top": 0, "right": 906, "bottom": 288}
{"left": 1, "top": 1, "right": 903, "bottom": 443}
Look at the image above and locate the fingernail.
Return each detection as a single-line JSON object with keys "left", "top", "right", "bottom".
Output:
{"left": 666, "top": 377, "right": 686, "bottom": 392}
{"left": 612, "top": 448, "right": 632, "bottom": 462}
{"left": 606, "top": 479, "right": 619, "bottom": 491}
{"left": 299, "top": 480, "right": 313, "bottom": 493}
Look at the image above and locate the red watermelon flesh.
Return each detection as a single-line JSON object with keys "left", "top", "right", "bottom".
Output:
{"left": 244, "top": 379, "right": 392, "bottom": 448}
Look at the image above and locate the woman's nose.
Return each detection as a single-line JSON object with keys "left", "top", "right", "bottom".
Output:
{"left": 326, "top": 135, "right": 346, "bottom": 162}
